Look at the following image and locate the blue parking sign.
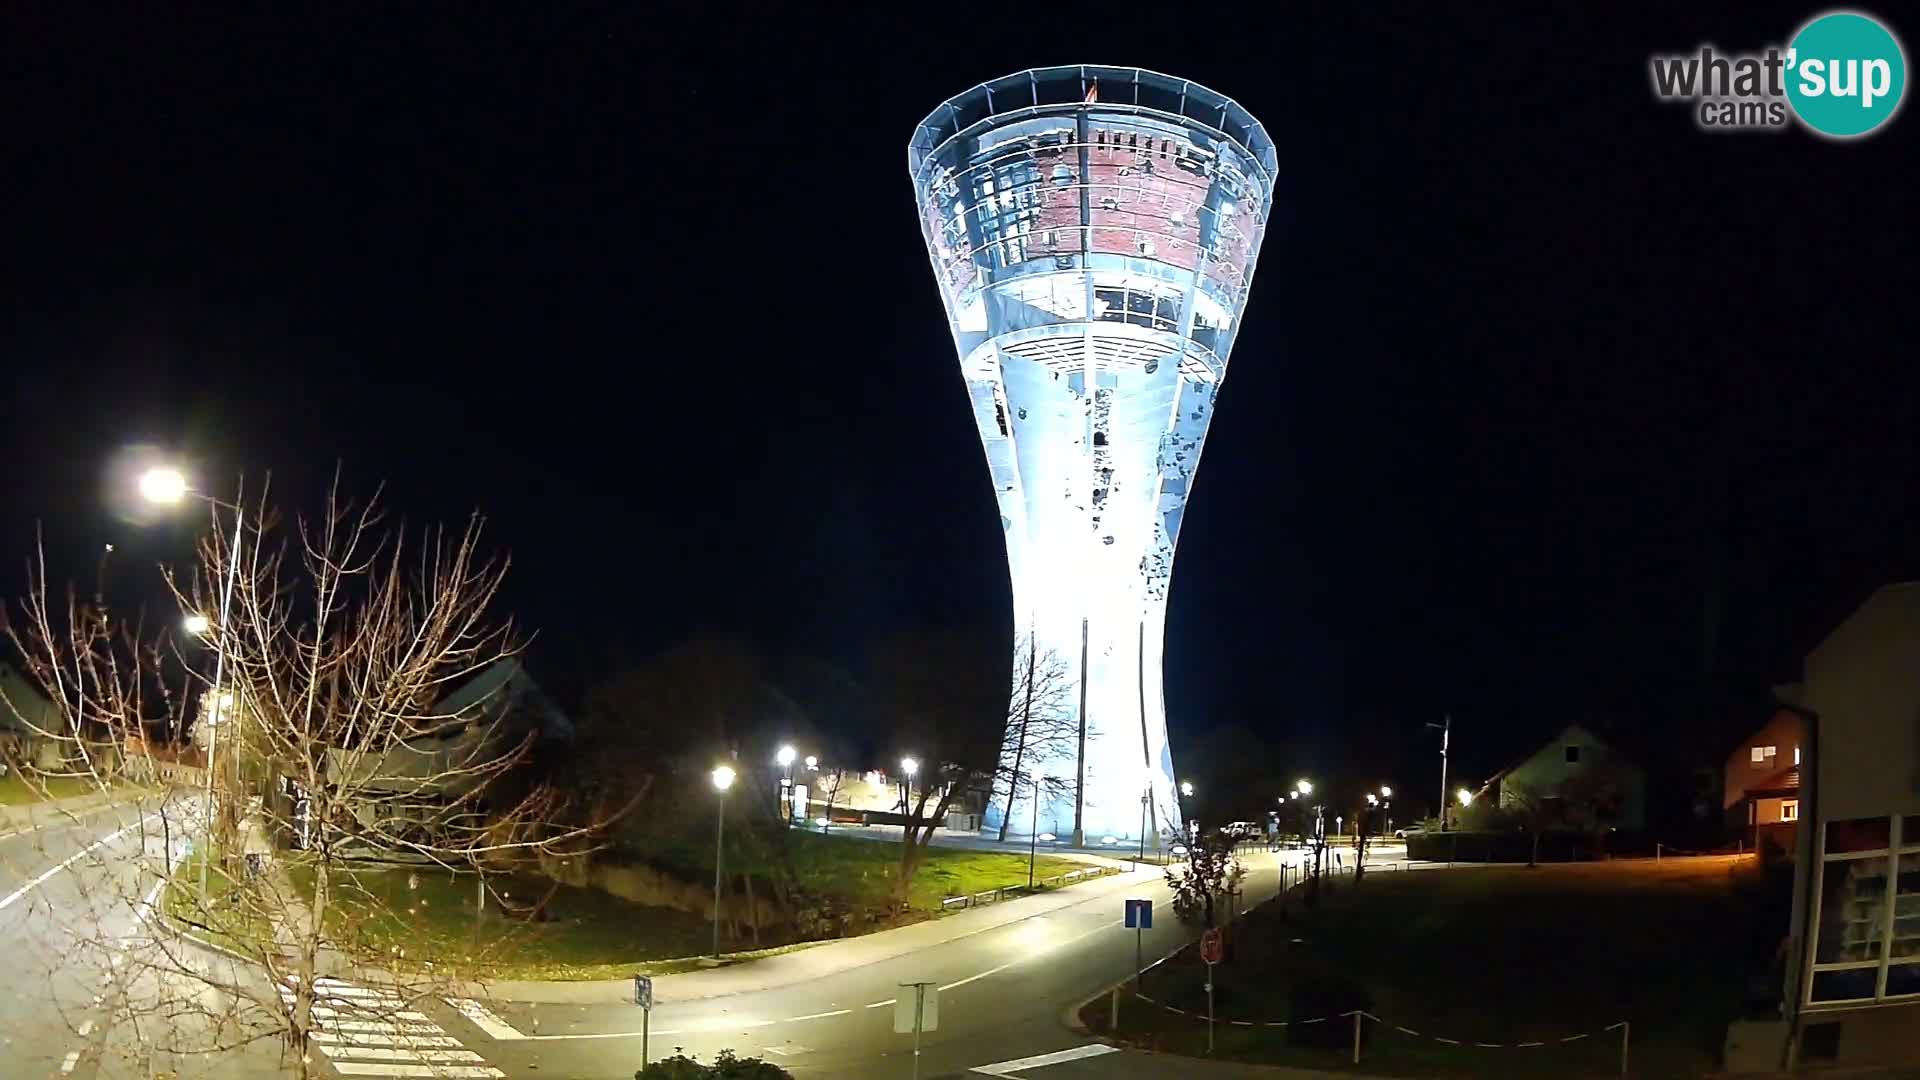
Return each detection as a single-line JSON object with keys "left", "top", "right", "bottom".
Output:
{"left": 1124, "top": 898, "right": 1152, "bottom": 929}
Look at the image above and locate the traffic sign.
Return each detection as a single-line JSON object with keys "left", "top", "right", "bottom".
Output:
{"left": 1200, "top": 927, "right": 1223, "bottom": 965}
{"left": 894, "top": 982, "right": 939, "bottom": 1034}
{"left": 1124, "top": 897, "right": 1152, "bottom": 929}
{"left": 633, "top": 974, "right": 653, "bottom": 1009}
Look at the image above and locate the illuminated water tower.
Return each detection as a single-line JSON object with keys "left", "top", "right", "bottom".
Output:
{"left": 908, "top": 67, "right": 1274, "bottom": 845}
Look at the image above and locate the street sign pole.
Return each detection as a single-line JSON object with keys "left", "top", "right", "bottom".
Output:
{"left": 1199, "top": 926, "right": 1223, "bottom": 1053}
{"left": 633, "top": 975, "right": 654, "bottom": 1069}
{"left": 1124, "top": 899, "right": 1152, "bottom": 988}
{"left": 895, "top": 981, "right": 938, "bottom": 1080}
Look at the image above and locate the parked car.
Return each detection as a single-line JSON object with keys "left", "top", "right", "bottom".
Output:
{"left": 1393, "top": 823, "right": 1431, "bottom": 839}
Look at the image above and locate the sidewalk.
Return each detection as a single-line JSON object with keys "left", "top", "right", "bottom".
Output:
{"left": 481, "top": 859, "right": 1166, "bottom": 1005}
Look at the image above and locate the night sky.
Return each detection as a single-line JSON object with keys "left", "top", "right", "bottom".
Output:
{"left": 4, "top": 6, "right": 1914, "bottom": 811}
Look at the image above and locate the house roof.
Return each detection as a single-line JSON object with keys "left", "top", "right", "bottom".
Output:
{"left": 0, "top": 661, "right": 59, "bottom": 737}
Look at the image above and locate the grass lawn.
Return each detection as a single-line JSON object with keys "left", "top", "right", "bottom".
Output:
{"left": 0, "top": 773, "right": 111, "bottom": 804}
{"left": 163, "top": 833, "right": 1103, "bottom": 981}
{"left": 1092, "top": 857, "right": 1787, "bottom": 1078}
{"left": 626, "top": 827, "right": 1092, "bottom": 915}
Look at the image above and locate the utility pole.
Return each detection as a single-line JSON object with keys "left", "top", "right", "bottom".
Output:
{"left": 1428, "top": 715, "right": 1451, "bottom": 831}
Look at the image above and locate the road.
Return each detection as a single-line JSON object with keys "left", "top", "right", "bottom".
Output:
{"left": 442, "top": 841, "right": 1406, "bottom": 1079}
{"left": 0, "top": 800, "right": 1406, "bottom": 1079}
{"left": 0, "top": 791, "right": 288, "bottom": 1080}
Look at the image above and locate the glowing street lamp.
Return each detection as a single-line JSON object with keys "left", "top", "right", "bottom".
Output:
{"left": 137, "top": 466, "right": 188, "bottom": 505}
{"left": 182, "top": 614, "right": 211, "bottom": 637}
{"left": 139, "top": 462, "right": 245, "bottom": 908}
{"left": 1456, "top": 787, "right": 1473, "bottom": 806}
{"left": 1379, "top": 786, "right": 1393, "bottom": 798}
{"left": 776, "top": 745, "right": 796, "bottom": 769}
{"left": 1179, "top": 780, "right": 1194, "bottom": 798}
{"left": 804, "top": 755, "right": 818, "bottom": 770}
{"left": 710, "top": 764, "right": 736, "bottom": 959}
{"left": 1295, "top": 779, "right": 1313, "bottom": 796}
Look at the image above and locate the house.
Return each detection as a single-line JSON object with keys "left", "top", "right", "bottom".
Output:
{"left": 1776, "top": 582, "right": 1920, "bottom": 1068}
{"left": 0, "top": 660, "right": 69, "bottom": 771}
{"left": 1490, "top": 722, "right": 1648, "bottom": 833}
{"left": 1725, "top": 697, "right": 1809, "bottom": 855}
{"left": 324, "top": 659, "right": 571, "bottom": 847}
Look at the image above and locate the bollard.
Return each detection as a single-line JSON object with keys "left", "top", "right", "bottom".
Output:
{"left": 1110, "top": 987, "right": 1120, "bottom": 1033}
{"left": 1620, "top": 1019, "right": 1630, "bottom": 1075}
{"left": 1351, "top": 1010, "right": 1363, "bottom": 1064}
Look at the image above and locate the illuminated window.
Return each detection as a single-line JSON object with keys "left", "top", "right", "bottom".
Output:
{"left": 1796, "top": 746, "right": 1802, "bottom": 765}
{"left": 1753, "top": 745, "right": 1777, "bottom": 767}
{"left": 1783, "top": 800, "right": 1800, "bottom": 822}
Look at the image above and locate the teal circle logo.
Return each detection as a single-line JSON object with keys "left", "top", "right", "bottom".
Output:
{"left": 1786, "top": 11, "right": 1907, "bottom": 138}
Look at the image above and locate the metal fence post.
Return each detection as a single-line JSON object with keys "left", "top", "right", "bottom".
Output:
{"left": 1620, "top": 1019, "right": 1630, "bottom": 1075}
{"left": 1110, "top": 986, "right": 1120, "bottom": 1032}
{"left": 1351, "top": 1010, "right": 1363, "bottom": 1064}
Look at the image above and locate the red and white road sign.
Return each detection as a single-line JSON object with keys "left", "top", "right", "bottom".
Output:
{"left": 1200, "top": 927, "right": 1223, "bottom": 965}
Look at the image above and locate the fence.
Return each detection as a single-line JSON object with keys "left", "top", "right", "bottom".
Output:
{"left": 938, "top": 864, "right": 1123, "bottom": 911}
{"left": 1119, "top": 993, "right": 1633, "bottom": 1074}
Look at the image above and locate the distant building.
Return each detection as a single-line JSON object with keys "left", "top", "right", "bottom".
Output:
{"left": 0, "top": 660, "right": 69, "bottom": 771}
{"left": 1491, "top": 722, "right": 1648, "bottom": 832}
{"left": 1780, "top": 582, "right": 1920, "bottom": 1068}
{"left": 324, "top": 659, "right": 570, "bottom": 848}
{"left": 1725, "top": 700, "right": 1809, "bottom": 855}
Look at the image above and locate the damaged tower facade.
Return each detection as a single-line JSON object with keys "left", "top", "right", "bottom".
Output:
{"left": 909, "top": 67, "right": 1274, "bottom": 845}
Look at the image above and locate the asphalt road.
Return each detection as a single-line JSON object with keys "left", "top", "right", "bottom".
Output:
{"left": 0, "top": 802, "right": 1405, "bottom": 1080}
{"left": 441, "top": 843, "right": 1399, "bottom": 1080}
{"left": 0, "top": 793, "right": 291, "bottom": 1080}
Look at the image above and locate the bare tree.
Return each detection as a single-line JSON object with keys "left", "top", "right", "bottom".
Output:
{"left": 2, "top": 480, "right": 622, "bottom": 1078}
{"left": 992, "top": 632, "right": 1075, "bottom": 842}
{"left": 1164, "top": 828, "right": 1243, "bottom": 928}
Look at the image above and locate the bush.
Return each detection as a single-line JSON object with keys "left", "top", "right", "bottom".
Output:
{"left": 637, "top": 1050, "right": 794, "bottom": 1079}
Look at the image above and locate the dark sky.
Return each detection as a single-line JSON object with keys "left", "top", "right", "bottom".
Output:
{"left": 3, "top": 5, "right": 1915, "bottom": 806}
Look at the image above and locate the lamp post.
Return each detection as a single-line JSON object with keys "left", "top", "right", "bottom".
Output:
{"left": 1029, "top": 768, "right": 1044, "bottom": 889}
{"left": 1428, "top": 715, "right": 1452, "bottom": 831}
{"left": 1380, "top": 785, "right": 1393, "bottom": 836}
{"left": 140, "top": 465, "right": 244, "bottom": 907}
{"left": 776, "top": 745, "right": 797, "bottom": 828}
{"left": 710, "top": 764, "right": 736, "bottom": 959}
{"left": 899, "top": 756, "right": 919, "bottom": 817}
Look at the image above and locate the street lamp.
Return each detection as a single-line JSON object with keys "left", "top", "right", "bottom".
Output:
{"left": 182, "top": 613, "right": 211, "bottom": 637}
{"left": 1380, "top": 786, "right": 1393, "bottom": 835}
{"left": 1295, "top": 779, "right": 1312, "bottom": 796}
{"left": 140, "top": 465, "right": 245, "bottom": 907}
{"left": 899, "top": 757, "right": 919, "bottom": 825}
{"left": 1179, "top": 780, "right": 1194, "bottom": 798}
{"left": 804, "top": 755, "right": 818, "bottom": 770}
{"left": 775, "top": 745, "right": 797, "bottom": 828}
{"left": 1030, "top": 768, "right": 1046, "bottom": 888}
{"left": 710, "top": 764, "right": 736, "bottom": 959}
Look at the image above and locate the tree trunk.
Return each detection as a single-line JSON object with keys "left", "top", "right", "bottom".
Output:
{"left": 743, "top": 872, "right": 760, "bottom": 949}
{"left": 1529, "top": 829, "right": 1541, "bottom": 868}
{"left": 997, "top": 636, "right": 1038, "bottom": 842}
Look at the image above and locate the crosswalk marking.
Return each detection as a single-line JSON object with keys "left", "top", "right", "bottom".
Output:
{"left": 280, "top": 977, "right": 505, "bottom": 1078}
{"left": 971, "top": 1044, "right": 1121, "bottom": 1075}
{"left": 446, "top": 997, "right": 526, "bottom": 1041}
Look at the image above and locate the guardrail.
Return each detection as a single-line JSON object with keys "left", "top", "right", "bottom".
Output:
{"left": 939, "top": 864, "right": 1124, "bottom": 912}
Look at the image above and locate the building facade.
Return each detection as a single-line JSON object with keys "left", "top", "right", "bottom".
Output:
{"left": 908, "top": 66, "right": 1274, "bottom": 844}
{"left": 1725, "top": 704, "right": 1806, "bottom": 854}
{"left": 1784, "top": 582, "right": 1920, "bottom": 1067}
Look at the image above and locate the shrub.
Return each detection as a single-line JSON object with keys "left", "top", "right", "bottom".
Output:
{"left": 637, "top": 1049, "right": 794, "bottom": 1079}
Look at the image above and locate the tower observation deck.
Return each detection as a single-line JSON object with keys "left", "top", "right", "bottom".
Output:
{"left": 908, "top": 67, "right": 1275, "bottom": 846}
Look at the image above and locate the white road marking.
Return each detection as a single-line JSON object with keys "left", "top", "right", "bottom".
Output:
{"left": 60, "top": 1051, "right": 81, "bottom": 1073}
{"left": 310, "top": 1032, "right": 462, "bottom": 1048}
{"left": 314, "top": 1045, "right": 486, "bottom": 1063}
{"left": 865, "top": 998, "right": 897, "bottom": 1008}
{"left": 970, "top": 1044, "right": 1120, "bottom": 1075}
{"left": 786, "top": 1009, "right": 850, "bottom": 1021}
{"left": 77, "top": 1020, "right": 94, "bottom": 1037}
{"left": 447, "top": 997, "right": 526, "bottom": 1040}
{"left": 0, "top": 815, "right": 159, "bottom": 911}
{"left": 326, "top": 1065, "right": 503, "bottom": 1078}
